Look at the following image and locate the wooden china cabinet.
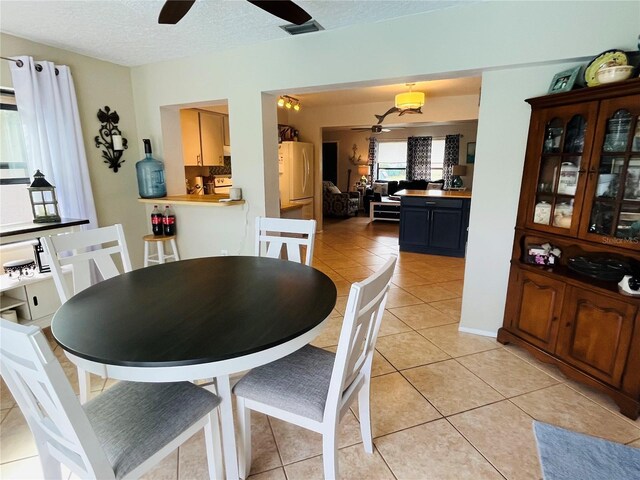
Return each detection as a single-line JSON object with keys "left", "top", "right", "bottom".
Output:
{"left": 498, "top": 78, "right": 640, "bottom": 419}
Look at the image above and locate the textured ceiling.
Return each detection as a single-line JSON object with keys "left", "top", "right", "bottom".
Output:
{"left": 0, "top": 0, "right": 475, "bottom": 66}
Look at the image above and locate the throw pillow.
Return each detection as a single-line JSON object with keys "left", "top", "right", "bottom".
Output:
{"left": 373, "top": 182, "right": 388, "bottom": 196}
{"left": 329, "top": 185, "right": 341, "bottom": 194}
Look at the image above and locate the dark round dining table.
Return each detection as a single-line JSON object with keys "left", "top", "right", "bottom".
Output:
{"left": 52, "top": 255, "right": 337, "bottom": 479}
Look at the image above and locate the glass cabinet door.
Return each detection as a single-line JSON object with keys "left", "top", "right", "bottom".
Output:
{"left": 530, "top": 112, "right": 591, "bottom": 233}
{"left": 582, "top": 99, "right": 640, "bottom": 249}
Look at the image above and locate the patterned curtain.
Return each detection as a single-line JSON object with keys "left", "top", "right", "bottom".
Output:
{"left": 443, "top": 134, "right": 461, "bottom": 189}
{"left": 368, "top": 137, "right": 378, "bottom": 181}
{"left": 406, "top": 136, "right": 432, "bottom": 181}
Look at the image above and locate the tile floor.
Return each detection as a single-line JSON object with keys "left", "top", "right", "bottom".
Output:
{"left": 1, "top": 215, "right": 639, "bottom": 479}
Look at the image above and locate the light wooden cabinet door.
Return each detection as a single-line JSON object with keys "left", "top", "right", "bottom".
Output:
{"left": 509, "top": 269, "right": 565, "bottom": 352}
{"left": 556, "top": 287, "right": 637, "bottom": 387}
{"left": 200, "top": 112, "right": 224, "bottom": 166}
{"left": 181, "top": 109, "right": 202, "bottom": 166}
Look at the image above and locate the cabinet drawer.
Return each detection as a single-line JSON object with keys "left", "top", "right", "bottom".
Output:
{"left": 402, "top": 196, "right": 463, "bottom": 209}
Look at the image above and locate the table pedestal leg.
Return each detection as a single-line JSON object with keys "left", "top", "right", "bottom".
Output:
{"left": 216, "top": 374, "right": 239, "bottom": 479}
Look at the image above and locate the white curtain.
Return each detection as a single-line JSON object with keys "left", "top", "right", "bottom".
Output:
{"left": 10, "top": 56, "right": 97, "bottom": 228}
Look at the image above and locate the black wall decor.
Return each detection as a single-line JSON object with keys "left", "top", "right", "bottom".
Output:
{"left": 94, "top": 106, "right": 128, "bottom": 172}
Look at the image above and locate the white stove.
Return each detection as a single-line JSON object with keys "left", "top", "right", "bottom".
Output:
{"left": 213, "top": 175, "right": 232, "bottom": 194}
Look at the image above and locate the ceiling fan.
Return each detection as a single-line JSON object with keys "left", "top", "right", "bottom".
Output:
{"left": 158, "top": 0, "right": 312, "bottom": 25}
{"left": 351, "top": 125, "right": 403, "bottom": 134}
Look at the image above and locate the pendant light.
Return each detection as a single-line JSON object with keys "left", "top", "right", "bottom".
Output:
{"left": 395, "top": 83, "right": 425, "bottom": 110}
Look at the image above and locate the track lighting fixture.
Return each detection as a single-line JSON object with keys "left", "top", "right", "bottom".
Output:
{"left": 277, "top": 95, "right": 301, "bottom": 112}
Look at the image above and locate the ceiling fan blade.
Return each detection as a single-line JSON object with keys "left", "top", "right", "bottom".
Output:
{"left": 158, "top": 0, "right": 196, "bottom": 24}
{"left": 247, "top": 0, "right": 312, "bottom": 25}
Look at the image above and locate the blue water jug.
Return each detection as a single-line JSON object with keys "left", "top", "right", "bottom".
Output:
{"left": 136, "top": 139, "right": 167, "bottom": 198}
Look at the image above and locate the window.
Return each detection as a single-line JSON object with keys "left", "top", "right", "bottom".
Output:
{"left": 377, "top": 141, "right": 407, "bottom": 181}
{"left": 430, "top": 139, "right": 445, "bottom": 181}
{"left": 1, "top": 89, "right": 33, "bottom": 225}
{"left": 376, "top": 138, "right": 447, "bottom": 181}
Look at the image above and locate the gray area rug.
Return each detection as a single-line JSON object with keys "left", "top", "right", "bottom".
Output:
{"left": 533, "top": 421, "right": 640, "bottom": 480}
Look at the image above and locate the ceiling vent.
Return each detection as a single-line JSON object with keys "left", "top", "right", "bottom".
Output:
{"left": 280, "top": 20, "right": 324, "bottom": 35}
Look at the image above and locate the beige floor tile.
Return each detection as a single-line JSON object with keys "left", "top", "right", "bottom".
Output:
{"left": 310, "top": 315, "right": 344, "bottom": 348}
{"left": 404, "top": 284, "right": 460, "bottom": 303}
{"left": 511, "top": 384, "right": 640, "bottom": 444}
{"left": 353, "top": 372, "right": 441, "bottom": 437}
{"left": 140, "top": 450, "right": 178, "bottom": 480}
{"left": 242, "top": 412, "right": 282, "bottom": 475}
{"left": 317, "top": 269, "right": 348, "bottom": 282}
{"left": 375, "top": 332, "right": 449, "bottom": 370}
{"left": 333, "top": 266, "right": 375, "bottom": 283}
{"left": 53, "top": 347, "right": 106, "bottom": 394}
{"left": 418, "top": 324, "right": 500, "bottom": 357}
{"left": 377, "top": 310, "right": 412, "bottom": 337}
{"left": 332, "top": 278, "right": 352, "bottom": 296}
{"left": 333, "top": 296, "right": 349, "bottom": 315}
{"left": 321, "top": 257, "right": 364, "bottom": 270}
{"left": 390, "top": 272, "right": 435, "bottom": 288}
{"left": 383, "top": 288, "right": 423, "bottom": 308}
{"left": 178, "top": 430, "right": 214, "bottom": 480}
{"left": 248, "top": 467, "right": 287, "bottom": 480}
{"left": 457, "top": 349, "right": 559, "bottom": 397}
{"left": 628, "top": 438, "right": 640, "bottom": 448}
{"left": 434, "top": 279, "right": 465, "bottom": 296}
{"left": 449, "top": 400, "right": 542, "bottom": 480}
{"left": 1, "top": 408, "right": 10, "bottom": 424}
{"left": 0, "top": 456, "right": 48, "bottom": 480}
{"left": 403, "top": 360, "right": 504, "bottom": 416}
{"left": 429, "top": 297, "right": 463, "bottom": 320}
{"left": 284, "top": 443, "right": 395, "bottom": 480}
{"left": 269, "top": 410, "right": 363, "bottom": 465}
{"left": 564, "top": 379, "right": 640, "bottom": 426}
{"left": 0, "top": 408, "right": 37, "bottom": 463}
{"left": 353, "top": 255, "right": 388, "bottom": 267}
{"left": 375, "top": 419, "right": 503, "bottom": 480}
{"left": 502, "top": 344, "right": 567, "bottom": 381}
{"left": 371, "top": 350, "right": 396, "bottom": 377}
{"left": 0, "top": 378, "right": 16, "bottom": 410}
{"left": 388, "top": 303, "right": 458, "bottom": 330}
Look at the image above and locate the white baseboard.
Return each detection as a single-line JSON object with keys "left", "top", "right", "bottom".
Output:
{"left": 458, "top": 326, "right": 498, "bottom": 338}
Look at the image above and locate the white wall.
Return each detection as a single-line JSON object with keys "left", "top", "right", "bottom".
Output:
{"left": 129, "top": 1, "right": 638, "bottom": 335}
{"left": 0, "top": 33, "right": 146, "bottom": 267}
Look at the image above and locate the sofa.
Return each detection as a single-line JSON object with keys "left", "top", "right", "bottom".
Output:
{"left": 322, "top": 181, "right": 360, "bottom": 217}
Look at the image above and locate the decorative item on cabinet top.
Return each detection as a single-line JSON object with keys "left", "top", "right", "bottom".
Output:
{"left": 548, "top": 66, "right": 582, "bottom": 94}
{"left": 94, "top": 106, "right": 127, "bottom": 172}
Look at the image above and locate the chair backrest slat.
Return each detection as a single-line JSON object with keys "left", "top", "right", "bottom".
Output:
{"left": 0, "top": 320, "right": 114, "bottom": 478}
{"left": 255, "top": 216, "right": 316, "bottom": 266}
{"left": 42, "top": 224, "right": 132, "bottom": 302}
{"left": 324, "top": 256, "right": 397, "bottom": 422}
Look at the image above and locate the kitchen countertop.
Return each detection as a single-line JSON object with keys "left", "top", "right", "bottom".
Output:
{"left": 394, "top": 189, "right": 472, "bottom": 199}
{"left": 138, "top": 195, "right": 245, "bottom": 207}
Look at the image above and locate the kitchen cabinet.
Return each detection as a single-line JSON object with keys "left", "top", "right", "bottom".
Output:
{"left": 498, "top": 78, "right": 640, "bottom": 419}
{"left": 180, "top": 109, "right": 224, "bottom": 167}
{"left": 399, "top": 194, "right": 471, "bottom": 257}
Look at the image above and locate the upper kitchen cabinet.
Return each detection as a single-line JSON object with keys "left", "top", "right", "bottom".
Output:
{"left": 180, "top": 109, "right": 225, "bottom": 167}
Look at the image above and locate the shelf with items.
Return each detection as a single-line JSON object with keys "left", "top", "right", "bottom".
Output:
{"left": 501, "top": 79, "right": 640, "bottom": 420}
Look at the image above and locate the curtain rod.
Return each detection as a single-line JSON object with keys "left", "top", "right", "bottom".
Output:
{"left": 369, "top": 135, "right": 464, "bottom": 141}
{"left": 1, "top": 57, "right": 24, "bottom": 67}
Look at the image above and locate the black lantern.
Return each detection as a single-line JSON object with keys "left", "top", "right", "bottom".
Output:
{"left": 28, "top": 170, "right": 61, "bottom": 223}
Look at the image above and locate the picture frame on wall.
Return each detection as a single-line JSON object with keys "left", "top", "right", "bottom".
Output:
{"left": 466, "top": 142, "right": 476, "bottom": 164}
{"left": 547, "top": 66, "right": 582, "bottom": 94}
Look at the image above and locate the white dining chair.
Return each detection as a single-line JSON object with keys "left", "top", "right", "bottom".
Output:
{"left": 0, "top": 319, "right": 223, "bottom": 480}
{"left": 254, "top": 216, "right": 317, "bottom": 266}
{"left": 233, "top": 255, "right": 397, "bottom": 479}
{"left": 42, "top": 224, "right": 132, "bottom": 402}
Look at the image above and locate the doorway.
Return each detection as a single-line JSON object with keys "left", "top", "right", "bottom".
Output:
{"left": 322, "top": 141, "right": 338, "bottom": 185}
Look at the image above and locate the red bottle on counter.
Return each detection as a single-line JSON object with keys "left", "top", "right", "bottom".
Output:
{"left": 163, "top": 205, "right": 176, "bottom": 236}
{"left": 151, "top": 205, "right": 164, "bottom": 236}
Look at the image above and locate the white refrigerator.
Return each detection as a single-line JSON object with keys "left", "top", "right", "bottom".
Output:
{"left": 279, "top": 141, "right": 314, "bottom": 219}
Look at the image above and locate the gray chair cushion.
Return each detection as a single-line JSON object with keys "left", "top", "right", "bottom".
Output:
{"left": 233, "top": 345, "right": 335, "bottom": 422}
{"left": 84, "top": 381, "right": 220, "bottom": 479}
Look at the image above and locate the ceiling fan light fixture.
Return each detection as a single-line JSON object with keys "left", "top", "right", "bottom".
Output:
{"left": 395, "top": 84, "right": 425, "bottom": 110}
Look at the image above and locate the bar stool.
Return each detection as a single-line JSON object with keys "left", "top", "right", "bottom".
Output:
{"left": 143, "top": 234, "right": 180, "bottom": 267}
